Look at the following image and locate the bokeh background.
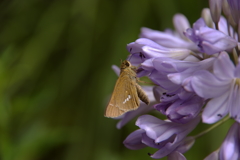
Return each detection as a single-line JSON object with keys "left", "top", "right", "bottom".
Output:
{"left": 0, "top": 0, "right": 234, "bottom": 160}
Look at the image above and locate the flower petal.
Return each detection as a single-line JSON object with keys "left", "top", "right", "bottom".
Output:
{"left": 140, "top": 27, "right": 197, "bottom": 50}
{"left": 229, "top": 83, "right": 240, "bottom": 122}
{"left": 123, "top": 129, "right": 147, "bottom": 150}
{"left": 168, "top": 151, "right": 187, "bottom": 160}
{"left": 176, "top": 137, "right": 195, "bottom": 153}
{"left": 149, "top": 70, "right": 180, "bottom": 92}
{"left": 111, "top": 65, "right": 120, "bottom": 76}
{"left": 143, "top": 45, "right": 191, "bottom": 60}
{"left": 136, "top": 115, "right": 176, "bottom": 140}
{"left": 173, "top": 14, "right": 190, "bottom": 40}
{"left": 219, "top": 122, "right": 240, "bottom": 160}
{"left": 166, "top": 96, "right": 203, "bottom": 123}
{"left": 204, "top": 150, "right": 219, "bottom": 160}
{"left": 188, "top": 70, "right": 231, "bottom": 99}
{"left": 202, "top": 91, "right": 229, "bottom": 124}
{"left": 213, "top": 52, "right": 234, "bottom": 80}
{"left": 234, "top": 62, "right": 240, "bottom": 78}
{"left": 209, "top": 0, "right": 222, "bottom": 23}
{"left": 184, "top": 18, "right": 237, "bottom": 55}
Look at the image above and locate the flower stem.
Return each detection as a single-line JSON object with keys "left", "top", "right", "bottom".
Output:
{"left": 190, "top": 52, "right": 203, "bottom": 60}
{"left": 193, "top": 116, "right": 230, "bottom": 139}
{"left": 215, "top": 22, "right": 219, "bottom": 30}
{"left": 233, "top": 48, "right": 239, "bottom": 65}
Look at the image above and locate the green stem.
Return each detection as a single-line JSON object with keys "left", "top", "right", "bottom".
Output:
{"left": 193, "top": 116, "right": 230, "bottom": 139}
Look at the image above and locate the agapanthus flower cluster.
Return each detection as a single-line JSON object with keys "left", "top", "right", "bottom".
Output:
{"left": 110, "top": 0, "right": 240, "bottom": 159}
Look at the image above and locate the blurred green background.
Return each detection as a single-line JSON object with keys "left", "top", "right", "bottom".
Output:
{"left": 0, "top": 0, "right": 234, "bottom": 160}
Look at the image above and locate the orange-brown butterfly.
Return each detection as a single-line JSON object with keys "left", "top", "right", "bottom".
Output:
{"left": 104, "top": 60, "right": 149, "bottom": 118}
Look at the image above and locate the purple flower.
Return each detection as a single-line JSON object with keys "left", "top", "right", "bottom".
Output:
{"left": 209, "top": 0, "right": 222, "bottom": 23}
{"left": 154, "top": 92, "right": 204, "bottom": 124}
{"left": 219, "top": 122, "right": 240, "bottom": 160}
{"left": 124, "top": 114, "right": 199, "bottom": 159}
{"left": 108, "top": 1, "right": 240, "bottom": 159}
{"left": 127, "top": 38, "right": 191, "bottom": 67}
{"left": 152, "top": 56, "right": 215, "bottom": 84}
{"left": 205, "top": 122, "right": 240, "bottom": 160}
{"left": 204, "top": 150, "right": 219, "bottom": 160}
{"left": 168, "top": 151, "right": 187, "bottom": 160}
{"left": 143, "top": 56, "right": 215, "bottom": 92}
{"left": 218, "top": 16, "right": 237, "bottom": 39}
{"left": 184, "top": 52, "right": 240, "bottom": 123}
{"left": 227, "top": 0, "right": 240, "bottom": 24}
{"left": 184, "top": 18, "right": 237, "bottom": 55}
{"left": 167, "top": 137, "right": 195, "bottom": 160}
{"left": 140, "top": 14, "right": 198, "bottom": 51}
{"left": 123, "top": 129, "right": 147, "bottom": 150}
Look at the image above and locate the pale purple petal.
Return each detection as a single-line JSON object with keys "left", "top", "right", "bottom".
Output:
{"left": 127, "top": 38, "right": 162, "bottom": 52}
{"left": 234, "top": 63, "right": 240, "bottom": 78}
{"left": 204, "top": 150, "right": 219, "bottom": 160}
{"left": 202, "top": 91, "right": 229, "bottom": 124}
{"left": 175, "top": 137, "right": 195, "bottom": 153}
{"left": 127, "top": 38, "right": 161, "bottom": 66}
{"left": 154, "top": 93, "right": 179, "bottom": 115}
{"left": 184, "top": 18, "right": 206, "bottom": 43}
{"left": 188, "top": 70, "right": 231, "bottom": 99}
{"left": 157, "top": 57, "right": 215, "bottom": 85}
{"left": 173, "top": 14, "right": 190, "bottom": 40}
{"left": 136, "top": 115, "right": 177, "bottom": 141}
{"left": 168, "top": 151, "right": 187, "bottom": 160}
{"left": 223, "top": 0, "right": 231, "bottom": 17}
{"left": 137, "top": 67, "right": 151, "bottom": 77}
{"left": 194, "top": 18, "right": 207, "bottom": 30}
{"left": 166, "top": 95, "right": 203, "bottom": 123}
{"left": 111, "top": 65, "right": 120, "bottom": 76}
{"left": 168, "top": 72, "right": 192, "bottom": 85}
{"left": 149, "top": 70, "right": 181, "bottom": 92}
{"left": 198, "top": 27, "right": 237, "bottom": 54}
{"left": 117, "top": 103, "right": 154, "bottom": 129}
{"left": 227, "top": 0, "right": 240, "bottom": 24}
{"left": 177, "top": 89, "right": 193, "bottom": 100}
{"left": 141, "top": 132, "right": 173, "bottom": 149}
{"left": 213, "top": 52, "right": 234, "bottom": 80}
{"left": 209, "top": 0, "right": 222, "bottom": 23}
{"left": 152, "top": 57, "right": 179, "bottom": 73}
{"left": 218, "top": 16, "right": 235, "bottom": 38}
{"left": 123, "top": 129, "right": 147, "bottom": 150}
{"left": 141, "top": 58, "right": 154, "bottom": 71}
{"left": 229, "top": 83, "right": 240, "bottom": 122}
{"left": 150, "top": 144, "right": 178, "bottom": 159}
{"left": 219, "top": 122, "right": 240, "bottom": 160}
{"left": 184, "top": 18, "right": 237, "bottom": 55}
{"left": 136, "top": 115, "right": 200, "bottom": 143}
{"left": 153, "top": 86, "right": 167, "bottom": 102}
{"left": 150, "top": 136, "right": 195, "bottom": 159}
{"left": 142, "top": 45, "right": 191, "bottom": 60}
{"left": 140, "top": 27, "right": 197, "bottom": 50}
{"left": 183, "top": 76, "right": 196, "bottom": 92}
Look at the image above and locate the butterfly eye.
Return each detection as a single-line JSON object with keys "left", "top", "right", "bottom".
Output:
{"left": 125, "top": 61, "right": 131, "bottom": 66}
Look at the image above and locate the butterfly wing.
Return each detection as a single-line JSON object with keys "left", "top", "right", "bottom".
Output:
{"left": 105, "top": 70, "right": 140, "bottom": 118}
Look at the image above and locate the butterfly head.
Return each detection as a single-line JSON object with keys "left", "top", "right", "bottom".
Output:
{"left": 120, "top": 60, "right": 131, "bottom": 69}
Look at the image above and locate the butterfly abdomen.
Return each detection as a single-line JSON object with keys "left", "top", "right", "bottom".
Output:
{"left": 135, "top": 84, "right": 150, "bottom": 105}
